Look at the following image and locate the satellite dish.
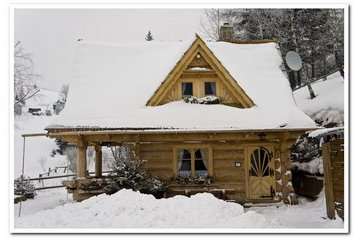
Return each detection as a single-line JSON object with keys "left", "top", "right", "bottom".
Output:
{"left": 286, "top": 51, "right": 303, "bottom": 71}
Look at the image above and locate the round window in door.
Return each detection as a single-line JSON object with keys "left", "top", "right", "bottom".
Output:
{"left": 248, "top": 147, "right": 275, "bottom": 199}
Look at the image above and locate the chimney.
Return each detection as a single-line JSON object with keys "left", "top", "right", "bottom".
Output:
{"left": 219, "top": 23, "right": 234, "bottom": 42}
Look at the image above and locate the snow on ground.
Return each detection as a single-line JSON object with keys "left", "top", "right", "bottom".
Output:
{"left": 246, "top": 192, "right": 342, "bottom": 229}
{"left": 293, "top": 72, "right": 344, "bottom": 127}
{"left": 14, "top": 188, "right": 70, "bottom": 217}
{"left": 14, "top": 188, "right": 343, "bottom": 230}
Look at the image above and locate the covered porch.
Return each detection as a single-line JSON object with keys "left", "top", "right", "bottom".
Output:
{"left": 47, "top": 128, "right": 303, "bottom": 203}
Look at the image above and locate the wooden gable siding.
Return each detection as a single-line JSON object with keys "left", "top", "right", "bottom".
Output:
{"left": 146, "top": 35, "right": 255, "bottom": 108}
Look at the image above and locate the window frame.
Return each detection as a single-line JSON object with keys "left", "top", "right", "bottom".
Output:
{"left": 174, "top": 145, "right": 213, "bottom": 177}
{"left": 181, "top": 82, "right": 193, "bottom": 98}
{"left": 204, "top": 82, "right": 216, "bottom": 96}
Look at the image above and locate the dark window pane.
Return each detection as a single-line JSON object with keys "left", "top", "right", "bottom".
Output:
{"left": 205, "top": 82, "right": 216, "bottom": 96}
{"left": 179, "top": 160, "right": 191, "bottom": 171}
{"left": 195, "top": 159, "right": 206, "bottom": 170}
{"left": 182, "top": 82, "right": 193, "bottom": 97}
{"left": 195, "top": 149, "right": 202, "bottom": 159}
{"left": 178, "top": 149, "right": 191, "bottom": 177}
{"left": 182, "top": 149, "right": 191, "bottom": 159}
{"left": 194, "top": 149, "right": 208, "bottom": 177}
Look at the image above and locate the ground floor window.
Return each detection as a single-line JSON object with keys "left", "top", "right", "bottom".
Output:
{"left": 178, "top": 148, "right": 208, "bottom": 177}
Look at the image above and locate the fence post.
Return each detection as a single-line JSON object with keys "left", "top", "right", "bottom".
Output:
{"left": 322, "top": 142, "right": 335, "bottom": 219}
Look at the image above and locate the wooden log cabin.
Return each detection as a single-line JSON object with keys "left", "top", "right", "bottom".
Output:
{"left": 46, "top": 27, "right": 316, "bottom": 204}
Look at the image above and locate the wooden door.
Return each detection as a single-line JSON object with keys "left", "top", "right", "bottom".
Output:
{"left": 247, "top": 146, "right": 275, "bottom": 199}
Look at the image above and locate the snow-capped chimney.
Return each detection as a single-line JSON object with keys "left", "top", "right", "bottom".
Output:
{"left": 219, "top": 23, "right": 234, "bottom": 42}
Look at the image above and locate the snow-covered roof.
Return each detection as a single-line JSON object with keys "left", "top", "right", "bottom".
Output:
{"left": 47, "top": 37, "right": 316, "bottom": 131}
{"left": 25, "top": 88, "right": 60, "bottom": 108}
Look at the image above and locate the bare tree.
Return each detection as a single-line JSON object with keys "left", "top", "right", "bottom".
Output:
{"left": 199, "top": 9, "right": 223, "bottom": 41}
{"left": 14, "top": 41, "right": 40, "bottom": 114}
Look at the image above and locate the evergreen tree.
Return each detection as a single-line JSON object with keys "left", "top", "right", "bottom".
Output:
{"left": 203, "top": 8, "right": 344, "bottom": 85}
{"left": 145, "top": 30, "right": 154, "bottom": 41}
{"left": 104, "top": 145, "right": 167, "bottom": 198}
{"left": 14, "top": 176, "right": 36, "bottom": 199}
{"left": 326, "top": 9, "right": 344, "bottom": 77}
{"left": 291, "top": 134, "right": 321, "bottom": 164}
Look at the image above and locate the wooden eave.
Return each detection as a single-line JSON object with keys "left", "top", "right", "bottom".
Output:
{"left": 46, "top": 127, "right": 313, "bottom": 139}
{"left": 146, "top": 34, "right": 255, "bottom": 108}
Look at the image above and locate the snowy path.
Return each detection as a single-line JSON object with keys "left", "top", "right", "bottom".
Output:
{"left": 245, "top": 195, "right": 343, "bottom": 228}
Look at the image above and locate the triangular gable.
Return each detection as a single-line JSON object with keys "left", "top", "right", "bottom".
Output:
{"left": 146, "top": 34, "right": 255, "bottom": 108}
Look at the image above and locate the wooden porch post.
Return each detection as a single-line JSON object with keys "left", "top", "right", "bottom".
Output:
{"left": 279, "top": 133, "right": 298, "bottom": 205}
{"left": 94, "top": 145, "right": 102, "bottom": 178}
{"left": 76, "top": 140, "right": 88, "bottom": 179}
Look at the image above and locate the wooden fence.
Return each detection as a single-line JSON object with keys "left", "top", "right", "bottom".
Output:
{"left": 322, "top": 139, "right": 344, "bottom": 220}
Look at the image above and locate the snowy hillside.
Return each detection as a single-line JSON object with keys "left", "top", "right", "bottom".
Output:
{"left": 293, "top": 72, "right": 344, "bottom": 127}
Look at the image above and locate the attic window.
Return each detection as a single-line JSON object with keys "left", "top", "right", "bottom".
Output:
{"left": 182, "top": 82, "right": 193, "bottom": 98}
{"left": 205, "top": 82, "right": 216, "bottom": 96}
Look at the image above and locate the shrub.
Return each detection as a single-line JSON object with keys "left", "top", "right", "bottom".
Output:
{"left": 291, "top": 133, "right": 321, "bottom": 163}
{"left": 14, "top": 176, "right": 36, "bottom": 199}
{"left": 104, "top": 145, "right": 168, "bottom": 198}
{"left": 183, "top": 96, "right": 221, "bottom": 104}
{"left": 173, "top": 176, "right": 212, "bottom": 185}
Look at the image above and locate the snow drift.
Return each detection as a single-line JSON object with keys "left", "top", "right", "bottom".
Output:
{"left": 15, "top": 189, "right": 277, "bottom": 229}
{"left": 15, "top": 188, "right": 344, "bottom": 230}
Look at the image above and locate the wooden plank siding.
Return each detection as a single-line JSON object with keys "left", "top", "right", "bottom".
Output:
{"left": 141, "top": 144, "right": 173, "bottom": 179}
{"left": 322, "top": 139, "right": 345, "bottom": 220}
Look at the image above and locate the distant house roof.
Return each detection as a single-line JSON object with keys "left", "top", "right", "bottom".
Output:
{"left": 47, "top": 35, "right": 316, "bottom": 131}
{"left": 25, "top": 88, "right": 60, "bottom": 109}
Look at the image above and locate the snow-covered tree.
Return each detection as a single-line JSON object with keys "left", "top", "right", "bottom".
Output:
{"left": 145, "top": 30, "right": 154, "bottom": 41}
{"left": 54, "top": 84, "right": 69, "bottom": 115}
{"left": 326, "top": 9, "right": 344, "bottom": 77}
{"left": 104, "top": 145, "right": 167, "bottom": 198}
{"left": 202, "top": 8, "right": 344, "bottom": 88}
{"left": 291, "top": 134, "right": 321, "bottom": 164}
{"left": 14, "top": 176, "right": 36, "bottom": 199}
{"left": 14, "top": 41, "right": 40, "bottom": 115}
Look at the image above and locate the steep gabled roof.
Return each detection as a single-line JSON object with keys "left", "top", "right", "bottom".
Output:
{"left": 146, "top": 35, "right": 254, "bottom": 108}
{"left": 46, "top": 36, "right": 316, "bottom": 131}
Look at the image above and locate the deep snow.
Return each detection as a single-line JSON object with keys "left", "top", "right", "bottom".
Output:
{"left": 14, "top": 188, "right": 343, "bottom": 230}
